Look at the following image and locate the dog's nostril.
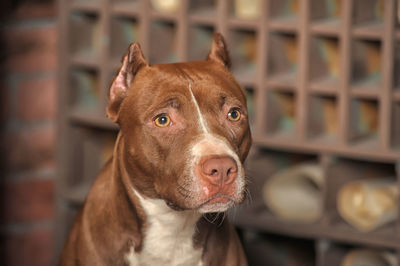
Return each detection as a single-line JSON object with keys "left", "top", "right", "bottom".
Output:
{"left": 200, "top": 155, "right": 238, "bottom": 185}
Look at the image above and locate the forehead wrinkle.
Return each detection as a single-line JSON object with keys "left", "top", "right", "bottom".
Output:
{"left": 143, "top": 92, "right": 186, "bottom": 119}
{"left": 160, "top": 96, "right": 181, "bottom": 109}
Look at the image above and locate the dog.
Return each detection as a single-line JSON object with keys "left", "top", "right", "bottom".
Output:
{"left": 59, "top": 33, "right": 252, "bottom": 266}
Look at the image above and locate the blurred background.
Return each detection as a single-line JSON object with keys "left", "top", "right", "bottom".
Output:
{"left": 1, "top": 0, "right": 400, "bottom": 266}
{"left": 0, "top": 0, "right": 56, "bottom": 266}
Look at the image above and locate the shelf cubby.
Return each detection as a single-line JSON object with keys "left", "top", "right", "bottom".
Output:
{"left": 69, "top": 108, "right": 118, "bottom": 130}
{"left": 150, "top": 0, "right": 180, "bottom": 15}
{"left": 188, "top": 0, "right": 216, "bottom": 18}
{"left": 244, "top": 86, "right": 256, "bottom": 130}
{"left": 149, "top": 20, "right": 178, "bottom": 64}
{"left": 231, "top": 148, "right": 322, "bottom": 236}
{"left": 308, "top": 94, "right": 339, "bottom": 143}
{"left": 243, "top": 148, "right": 319, "bottom": 215}
{"left": 69, "top": 11, "right": 102, "bottom": 61}
{"left": 267, "top": 32, "right": 298, "bottom": 87}
{"left": 188, "top": 24, "right": 215, "bottom": 61}
{"left": 69, "top": 67, "right": 100, "bottom": 111}
{"left": 392, "top": 102, "right": 400, "bottom": 149}
{"left": 309, "top": 36, "right": 340, "bottom": 92}
{"left": 351, "top": 39, "right": 382, "bottom": 91}
{"left": 323, "top": 242, "right": 398, "bottom": 266}
{"left": 352, "top": 0, "right": 384, "bottom": 38}
{"left": 64, "top": 126, "right": 117, "bottom": 202}
{"left": 349, "top": 98, "right": 380, "bottom": 147}
{"left": 322, "top": 242, "right": 352, "bottom": 266}
{"left": 397, "top": 1, "right": 400, "bottom": 38}
{"left": 266, "top": 90, "right": 297, "bottom": 138}
{"left": 325, "top": 158, "right": 398, "bottom": 242}
{"left": 242, "top": 231, "right": 316, "bottom": 266}
{"left": 71, "top": 0, "right": 100, "bottom": 13}
{"left": 228, "top": 29, "right": 258, "bottom": 86}
{"left": 110, "top": 16, "right": 140, "bottom": 65}
{"left": 269, "top": 0, "right": 299, "bottom": 31}
{"left": 111, "top": 0, "right": 141, "bottom": 16}
{"left": 394, "top": 42, "right": 400, "bottom": 92}
{"left": 228, "top": 0, "right": 260, "bottom": 21}
{"left": 310, "top": 0, "right": 341, "bottom": 35}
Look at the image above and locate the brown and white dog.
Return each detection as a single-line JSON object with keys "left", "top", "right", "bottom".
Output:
{"left": 60, "top": 33, "right": 252, "bottom": 266}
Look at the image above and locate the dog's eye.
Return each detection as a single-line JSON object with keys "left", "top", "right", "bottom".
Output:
{"left": 227, "top": 108, "right": 241, "bottom": 122}
{"left": 154, "top": 114, "right": 172, "bottom": 127}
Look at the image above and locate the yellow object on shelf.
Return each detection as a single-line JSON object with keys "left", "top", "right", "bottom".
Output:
{"left": 151, "top": 0, "right": 180, "bottom": 13}
{"left": 263, "top": 163, "right": 325, "bottom": 223}
{"left": 338, "top": 178, "right": 398, "bottom": 232}
{"left": 234, "top": 0, "right": 261, "bottom": 20}
{"left": 342, "top": 249, "right": 398, "bottom": 266}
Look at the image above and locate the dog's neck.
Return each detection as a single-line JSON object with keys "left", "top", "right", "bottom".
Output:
{"left": 134, "top": 189, "right": 201, "bottom": 229}
{"left": 125, "top": 188, "right": 203, "bottom": 266}
{"left": 112, "top": 134, "right": 204, "bottom": 266}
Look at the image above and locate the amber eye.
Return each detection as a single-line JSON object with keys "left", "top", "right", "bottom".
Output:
{"left": 154, "top": 114, "right": 171, "bottom": 127}
{"left": 227, "top": 108, "right": 241, "bottom": 122}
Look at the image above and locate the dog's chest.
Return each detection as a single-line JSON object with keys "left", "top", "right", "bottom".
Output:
{"left": 126, "top": 193, "right": 203, "bottom": 266}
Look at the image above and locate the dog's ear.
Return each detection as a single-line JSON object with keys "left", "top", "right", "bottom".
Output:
{"left": 206, "top": 32, "right": 231, "bottom": 69}
{"left": 107, "top": 43, "right": 148, "bottom": 122}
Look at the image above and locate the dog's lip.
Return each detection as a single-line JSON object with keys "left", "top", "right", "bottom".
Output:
{"left": 198, "top": 193, "right": 234, "bottom": 208}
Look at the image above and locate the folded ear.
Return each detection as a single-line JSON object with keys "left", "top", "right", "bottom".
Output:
{"left": 206, "top": 32, "right": 231, "bottom": 69}
{"left": 107, "top": 43, "right": 148, "bottom": 122}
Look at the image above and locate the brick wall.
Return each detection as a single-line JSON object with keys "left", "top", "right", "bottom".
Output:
{"left": 0, "top": 0, "right": 57, "bottom": 265}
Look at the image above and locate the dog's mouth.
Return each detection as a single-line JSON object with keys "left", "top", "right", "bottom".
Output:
{"left": 165, "top": 193, "right": 236, "bottom": 213}
{"left": 200, "top": 193, "right": 233, "bottom": 205}
{"left": 197, "top": 193, "right": 236, "bottom": 213}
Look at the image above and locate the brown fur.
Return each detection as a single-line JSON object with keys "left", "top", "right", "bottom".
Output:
{"left": 60, "top": 33, "right": 251, "bottom": 266}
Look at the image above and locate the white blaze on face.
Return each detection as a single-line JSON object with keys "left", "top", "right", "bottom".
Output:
{"left": 188, "top": 83, "right": 209, "bottom": 134}
{"left": 187, "top": 83, "right": 245, "bottom": 203}
{"left": 188, "top": 82, "right": 240, "bottom": 159}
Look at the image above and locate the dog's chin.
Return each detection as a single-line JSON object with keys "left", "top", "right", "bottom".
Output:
{"left": 198, "top": 201, "right": 234, "bottom": 213}
{"left": 165, "top": 194, "right": 239, "bottom": 213}
{"left": 165, "top": 199, "right": 234, "bottom": 213}
{"left": 197, "top": 194, "right": 237, "bottom": 213}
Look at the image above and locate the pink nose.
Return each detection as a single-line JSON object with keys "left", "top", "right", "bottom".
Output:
{"left": 200, "top": 155, "right": 238, "bottom": 186}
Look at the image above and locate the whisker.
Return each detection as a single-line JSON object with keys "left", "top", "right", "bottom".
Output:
{"left": 210, "top": 213, "right": 219, "bottom": 224}
{"left": 244, "top": 187, "right": 252, "bottom": 206}
{"left": 217, "top": 212, "right": 226, "bottom": 227}
{"left": 177, "top": 185, "right": 195, "bottom": 199}
{"left": 202, "top": 213, "right": 214, "bottom": 224}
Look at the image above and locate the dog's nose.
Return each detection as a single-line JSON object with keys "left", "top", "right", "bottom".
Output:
{"left": 200, "top": 155, "right": 238, "bottom": 186}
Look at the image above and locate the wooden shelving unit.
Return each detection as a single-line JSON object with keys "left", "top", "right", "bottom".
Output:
{"left": 57, "top": 0, "right": 400, "bottom": 264}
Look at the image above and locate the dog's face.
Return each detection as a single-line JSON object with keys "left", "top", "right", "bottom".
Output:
{"left": 107, "top": 34, "right": 252, "bottom": 213}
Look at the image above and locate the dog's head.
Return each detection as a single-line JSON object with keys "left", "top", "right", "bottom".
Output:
{"left": 107, "top": 33, "right": 252, "bottom": 213}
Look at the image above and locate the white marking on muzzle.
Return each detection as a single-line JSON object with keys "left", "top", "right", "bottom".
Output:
{"left": 188, "top": 82, "right": 209, "bottom": 134}
{"left": 187, "top": 82, "right": 242, "bottom": 174}
{"left": 187, "top": 82, "right": 245, "bottom": 205}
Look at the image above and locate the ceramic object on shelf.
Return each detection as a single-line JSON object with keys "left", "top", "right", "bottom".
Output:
{"left": 151, "top": 0, "right": 180, "bottom": 14}
{"left": 234, "top": 0, "right": 260, "bottom": 20}
{"left": 338, "top": 178, "right": 398, "bottom": 232}
{"left": 341, "top": 248, "right": 398, "bottom": 266}
{"left": 263, "top": 163, "right": 324, "bottom": 223}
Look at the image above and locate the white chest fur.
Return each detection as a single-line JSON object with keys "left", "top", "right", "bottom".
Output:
{"left": 126, "top": 191, "right": 204, "bottom": 266}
